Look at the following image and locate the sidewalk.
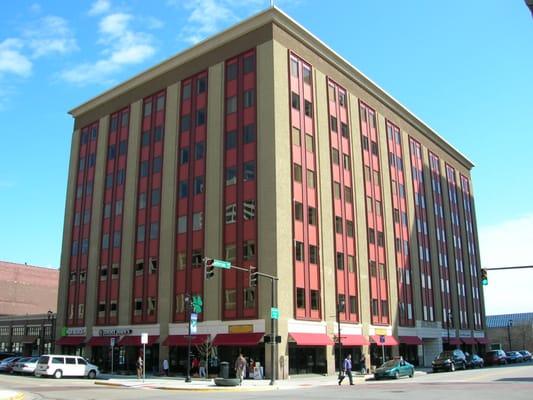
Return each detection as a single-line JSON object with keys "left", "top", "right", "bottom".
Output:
{"left": 0, "top": 390, "right": 24, "bottom": 400}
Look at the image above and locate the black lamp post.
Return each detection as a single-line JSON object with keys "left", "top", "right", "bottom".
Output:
{"left": 507, "top": 319, "right": 513, "bottom": 351}
{"left": 447, "top": 311, "right": 453, "bottom": 348}
{"left": 337, "top": 297, "right": 345, "bottom": 377}
{"left": 47, "top": 310, "right": 55, "bottom": 354}
{"left": 184, "top": 294, "right": 192, "bottom": 383}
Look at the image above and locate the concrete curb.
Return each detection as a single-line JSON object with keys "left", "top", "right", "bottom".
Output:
{"left": 94, "top": 380, "right": 278, "bottom": 392}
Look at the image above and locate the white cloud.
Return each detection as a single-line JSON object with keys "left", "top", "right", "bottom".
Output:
{"left": 0, "top": 39, "right": 32, "bottom": 77}
{"left": 30, "top": 3, "right": 42, "bottom": 14}
{"left": 479, "top": 214, "right": 533, "bottom": 315}
{"left": 88, "top": 0, "right": 111, "bottom": 16}
{"left": 24, "top": 16, "right": 78, "bottom": 58}
{"left": 61, "top": 12, "right": 155, "bottom": 85}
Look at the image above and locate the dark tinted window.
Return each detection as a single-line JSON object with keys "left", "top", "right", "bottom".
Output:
{"left": 52, "top": 357, "right": 64, "bottom": 364}
{"left": 77, "top": 358, "right": 87, "bottom": 365}
{"left": 65, "top": 358, "right": 76, "bottom": 365}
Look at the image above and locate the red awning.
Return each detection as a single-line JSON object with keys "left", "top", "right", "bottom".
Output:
{"left": 399, "top": 336, "right": 423, "bottom": 345}
{"left": 476, "top": 337, "right": 490, "bottom": 344}
{"left": 118, "top": 335, "right": 159, "bottom": 346}
{"left": 56, "top": 336, "right": 86, "bottom": 346}
{"left": 371, "top": 335, "right": 399, "bottom": 346}
{"left": 289, "top": 333, "right": 334, "bottom": 346}
{"left": 340, "top": 335, "right": 369, "bottom": 346}
{"left": 163, "top": 334, "right": 210, "bottom": 346}
{"left": 87, "top": 336, "right": 116, "bottom": 346}
{"left": 443, "top": 337, "right": 462, "bottom": 345}
{"left": 461, "top": 337, "right": 477, "bottom": 345}
{"left": 212, "top": 333, "right": 264, "bottom": 346}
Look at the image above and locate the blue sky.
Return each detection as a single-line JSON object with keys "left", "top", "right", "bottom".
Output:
{"left": 0, "top": 0, "right": 532, "bottom": 314}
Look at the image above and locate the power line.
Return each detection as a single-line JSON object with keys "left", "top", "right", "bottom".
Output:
{"left": 483, "top": 266, "right": 533, "bottom": 270}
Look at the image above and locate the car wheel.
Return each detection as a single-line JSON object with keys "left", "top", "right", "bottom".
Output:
{"left": 450, "top": 363, "right": 455, "bottom": 372}
{"left": 88, "top": 370, "right": 96, "bottom": 379}
{"left": 394, "top": 371, "right": 400, "bottom": 379}
{"left": 53, "top": 370, "right": 63, "bottom": 379}
{"left": 409, "top": 369, "right": 414, "bottom": 378}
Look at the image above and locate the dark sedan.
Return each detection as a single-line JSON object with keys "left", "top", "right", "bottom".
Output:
{"left": 466, "top": 354, "right": 484, "bottom": 368}
{"left": 506, "top": 351, "right": 523, "bottom": 363}
{"left": 432, "top": 349, "right": 467, "bottom": 372}
{"left": 518, "top": 350, "right": 532, "bottom": 361}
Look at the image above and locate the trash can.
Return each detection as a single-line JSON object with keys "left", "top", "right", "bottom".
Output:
{"left": 219, "top": 361, "right": 229, "bottom": 379}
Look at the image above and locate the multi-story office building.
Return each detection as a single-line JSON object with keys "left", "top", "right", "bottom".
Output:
{"left": 56, "top": 7, "right": 486, "bottom": 376}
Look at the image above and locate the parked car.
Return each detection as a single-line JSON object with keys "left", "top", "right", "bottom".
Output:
{"left": 506, "top": 351, "right": 523, "bottom": 363}
{"left": 518, "top": 350, "right": 532, "bottom": 361}
{"left": 484, "top": 350, "right": 507, "bottom": 366}
{"left": 465, "top": 354, "right": 484, "bottom": 369}
{"left": 432, "top": 349, "right": 467, "bottom": 372}
{"left": 34, "top": 355, "right": 99, "bottom": 379}
{"left": 374, "top": 359, "right": 415, "bottom": 380}
{"left": 0, "top": 353, "right": 18, "bottom": 361}
{"left": 12, "top": 357, "right": 40, "bottom": 375}
{"left": 0, "top": 357, "right": 22, "bottom": 373}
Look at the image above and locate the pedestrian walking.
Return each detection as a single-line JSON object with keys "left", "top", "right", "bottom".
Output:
{"left": 199, "top": 358, "right": 207, "bottom": 378}
{"left": 360, "top": 353, "right": 366, "bottom": 375}
{"left": 136, "top": 355, "right": 143, "bottom": 379}
{"left": 234, "top": 353, "right": 247, "bottom": 385}
{"left": 338, "top": 354, "right": 354, "bottom": 385}
{"left": 162, "top": 359, "right": 169, "bottom": 376}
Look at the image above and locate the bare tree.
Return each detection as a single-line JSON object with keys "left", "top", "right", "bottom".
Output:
{"left": 195, "top": 341, "right": 217, "bottom": 377}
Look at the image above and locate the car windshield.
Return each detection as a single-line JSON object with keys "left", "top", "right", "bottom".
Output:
{"left": 437, "top": 351, "right": 453, "bottom": 359}
{"left": 381, "top": 360, "right": 398, "bottom": 368}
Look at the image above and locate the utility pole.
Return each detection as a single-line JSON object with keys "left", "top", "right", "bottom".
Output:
{"left": 507, "top": 319, "right": 513, "bottom": 351}
{"left": 336, "top": 298, "right": 344, "bottom": 377}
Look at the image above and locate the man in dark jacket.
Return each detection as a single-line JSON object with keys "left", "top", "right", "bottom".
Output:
{"left": 338, "top": 354, "right": 354, "bottom": 385}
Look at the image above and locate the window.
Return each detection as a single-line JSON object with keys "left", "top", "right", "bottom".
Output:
{"left": 182, "top": 83, "right": 191, "bottom": 100}
{"left": 305, "top": 134, "right": 314, "bottom": 152}
{"left": 243, "top": 89, "right": 254, "bottom": 108}
{"left": 346, "top": 220, "right": 354, "bottom": 237}
{"left": 331, "top": 148, "right": 339, "bottom": 164}
{"left": 362, "top": 136, "right": 369, "bottom": 151}
{"left": 308, "top": 206, "right": 317, "bottom": 225}
{"left": 106, "top": 173, "right": 113, "bottom": 189}
{"left": 375, "top": 200, "right": 382, "bottom": 216}
{"left": 344, "top": 186, "right": 353, "bottom": 203}
{"left": 377, "top": 231, "right": 385, "bottom": 247}
{"left": 192, "top": 212, "right": 203, "bottom": 230}
{"left": 328, "top": 85, "right": 336, "bottom": 101}
{"left": 244, "top": 288, "right": 255, "bottom": 308}
{"left": 110, "top": 301, "right": 117, "bottom": 315}
{"left": 156, "top": 95, "right": 165, "bottom": 111}
{"left": 295, "top": 241, "right": 304, "bottom": 261}
{"left": 194, "top": 176, "right": 204, "bottom": 194}
{"left": 243, "top": 200, "right": 256, "bottom": 220}
{"left": 379, "top": 263, "right": 386, "bottom": 279}
{"left": 291, "top": 92, "right": 300, "bottom": 109}
{"left": 177, "top": 216, "right": 187, "bottom": 234}
{"left": 137, "top": 225, "right": 145, "bottom": 242}
{"left": 333, "top": 182, "right": 341, "bottom": 199}
{"left": 226, "top": 166, "right": 237, "bottom": 186}
{"left": 368, "top": 228, "right": 375, "bottom": 244}
{"left": 243, "top": 240, "right": 255, "bottom": 259}
{"left": 175, "top": 293, "right": 185, "bottom": 313}
{"left": 70, "top": 272, "right": 77, "bottom": 283}
{"left": 115, "top": 199, "right": 123, "bottom": 215}
{"left": 335, "top": 216, "right": 343, "bottom": 234}
{"left": 307, "top": 169, "right": 315, "bottom": 188}
{"left": 138, "top": 192, "right": 146, "bottom": 209}
{"left": 227, "top": 63, "right": 237, "bottom": 80}
{"left": 79, "top": 271, "right": 86, "bottom": 283}
{"left": 225, "top": 203, "right": 237, "bottom": 224}
{"left": 179, "top": 181, "right": 188, "bottom": 198}
{"left": 373, "top": 170, "right": 380, "bottom": 186}
{"left": 111, "top": 264, "right": 119, "bottom": 279}
{"left": 347, "top": 255, "right": 355, "bottom": 273}
{"left": 290, "top": 58, "right": 299, "bottom": 77}
{"left": 78, "top": 303, "right": 85, "bottom": 319}
{"left": 372, "top": 299, "right": 379, "bottom": 316}
{"left": 296, "top": 288, "right": 305, "bottom": 308}
{"left": 98, "top": 302, "right": 106, "bottom": 316}
{"left": 244, "top": 161, "right": 255, "bottom": 181}
{"left": 140, "top": 160, "right": 149, "bottom": 177}
{"left": 350, "top": 296, "right": 358, "bottom": 314}
{"left": 74, "top": 212, "right": 80, "bottom": 226}
{"left": 310, "top": 290, "right": 319, "bottom": 310}
{"left": 330, "top": 116, "right": 338, "bottom": 132}
{"left": 339, "top": 92, "right": 346, "bottom": 107}
{"left": 134, "top": 298, "right": 143, "bottom": 315}
{"left": 150, "top": 222, "right": 159, "bottom": 240}
{"left": 226, "top": 96, "right": 237, "bottom": 114}
{"left": 81, "top": 239, "right": 89, "bottom": 254}
{"left": 108, "top": 145, "right": 115, "bottom": 160}
{"left": 336, "top": 252, "right": 344, "bottom": 270}
{"left": 113, "top": 231, "right": 121, "bottom": 248}
{"left": 151, "top": 188, "right": 160, "bottom": 206}
{"left": 192, "top": 250, "right": 203, "bottom": 266}
{"left": 144, "top": 101, "right": 152, "bottom": 117}
{"left": 292, "top": 127, "right": 301, "bottom": 146}
{"left": 149, "top": 258, "right": 158, "bottom": 274}
{"left": 225, "top": 289, "right": 236, "bottom": 310}
{"left": 371, "top": 141, "right": 378, "bottom": 156}
{"left": 177, "top": 253, "right": 186, "bottom": 270}
{"left": 243, "top": 54, "right": 255, "bottom": 73}
{"left": 293, "top": 163, "right": 302, "bottom": 182}
{"left": 309, "top": 245, "right": 318, "bottom": 264}
{"left": 110, "top": 115, "right": 118, "bottom": 131}
{"left": 141, "top": 130, "right": 150, "bottom": 147}
{"left": 381, "top": 300, "right": 389, "bottom": 317}
{"left": 179, "top": 148, "right": 189, "bottom": 165}
{"left": 304, "top": 100, "right": 313, "bottom": 117}
{"left": 83, "top": 209, "right": 90, "bottom": 224}
{"left": 180, "top": 115, "right": 190, "bottom": 132}
{"left": 225, "top": 244, "right": 236, "bottom": 262}
{"left": 197, "top": 77, "right": 207, "bottom": 94}
{"left": 243, "top": 124, "right": 255, "bottom": 143}
{"left": 303, "top": 66, "right": 312, "bottom": 84}
{"left": 294, "top": 201, "right": 303, "bottom": 221}
{"left": 343, "top": 154, "right": 351, "bottom": 170}
{"left": 196, "top": 109, "right": 206, "bottom": 125}
{"left": 226, "top": 131, "right": 237, "bottom": 149}
{"left": 102, "top": 233, "right": 109, "bottom": 249}
{"left": 154, "top": 126, "right": 163, "bottom": 142}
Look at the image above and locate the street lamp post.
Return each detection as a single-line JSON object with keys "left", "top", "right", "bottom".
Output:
{"left": 507, "top": 319, "right": 513, "bottom": 351}
{"left": 337, "top": 297, "right": 345, "bottom": 377}
{"left": 185, "top": 294, "right": 192, "bottom": 383}
{"left": 447, "top": 311, "right": 453, "bottom": 349}
{"left": 47, "top": 310, "right": 55, "bottom": 354}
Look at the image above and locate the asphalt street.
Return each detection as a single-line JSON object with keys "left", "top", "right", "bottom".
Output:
{"left": 0, "top": 363, "right": 532, "bottom": 400}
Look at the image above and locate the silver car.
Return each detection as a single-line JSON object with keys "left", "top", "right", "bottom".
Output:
{"left": 12, "top": 357, "right": 40, "bottom": 374}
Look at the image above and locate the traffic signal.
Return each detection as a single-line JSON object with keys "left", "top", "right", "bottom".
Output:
{"left": 481, "top": 268, "right": 488, "bottom": 286}
{"left": 204, "top": 257, "right": 215, "bottom": 280}
{"left": 249, "top": 266, "right": 258, "bottom": 287}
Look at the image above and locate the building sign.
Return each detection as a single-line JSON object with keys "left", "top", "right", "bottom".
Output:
{"left": 99, "top": 328, "right": 132, "bottom": 336}
{"left": 64, "top": 327, "right": 86, "bottom": 336}
{"left": 229, "top": 324, "right": 253, "bottom": 334}
{"left": 375, "top": 328, "right": 387, "bottom": 336}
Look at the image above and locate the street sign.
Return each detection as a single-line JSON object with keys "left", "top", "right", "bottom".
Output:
{"left": 379, "top": 335, "right": 385, "bottom": 344}
{"left": 192, "top": 295, "right": 203, "bottom": 313}
{"left": 212, "top": 259, "right": 232, "bottom": 269}
{"left": 110, "top": 337, "right": 115, "bottom": 347}
{"left": 271, "top": 307, "right": 280, "bottom": 319}
{"left": 190, "top": 313, "right": 198, "bottom": 334}
{"left": 141, "top": 333, "right": 148, "bottom": 344}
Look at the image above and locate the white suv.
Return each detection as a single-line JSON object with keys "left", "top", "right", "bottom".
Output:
{"left": 34, "top": 355, "right": 99, "bottom": 379}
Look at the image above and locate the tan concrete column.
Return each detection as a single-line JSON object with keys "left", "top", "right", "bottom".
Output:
{"left": 119, "top": 100, "right": 142, "bottom": 325}
{"left": 56, "top": 127, "right": 81, "bottom": 345}
{"left": 204, "top": 62, "right": 224, "bottom": 322}
{"left": 158, "top": 82, "right": 180, "bottom": 363}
